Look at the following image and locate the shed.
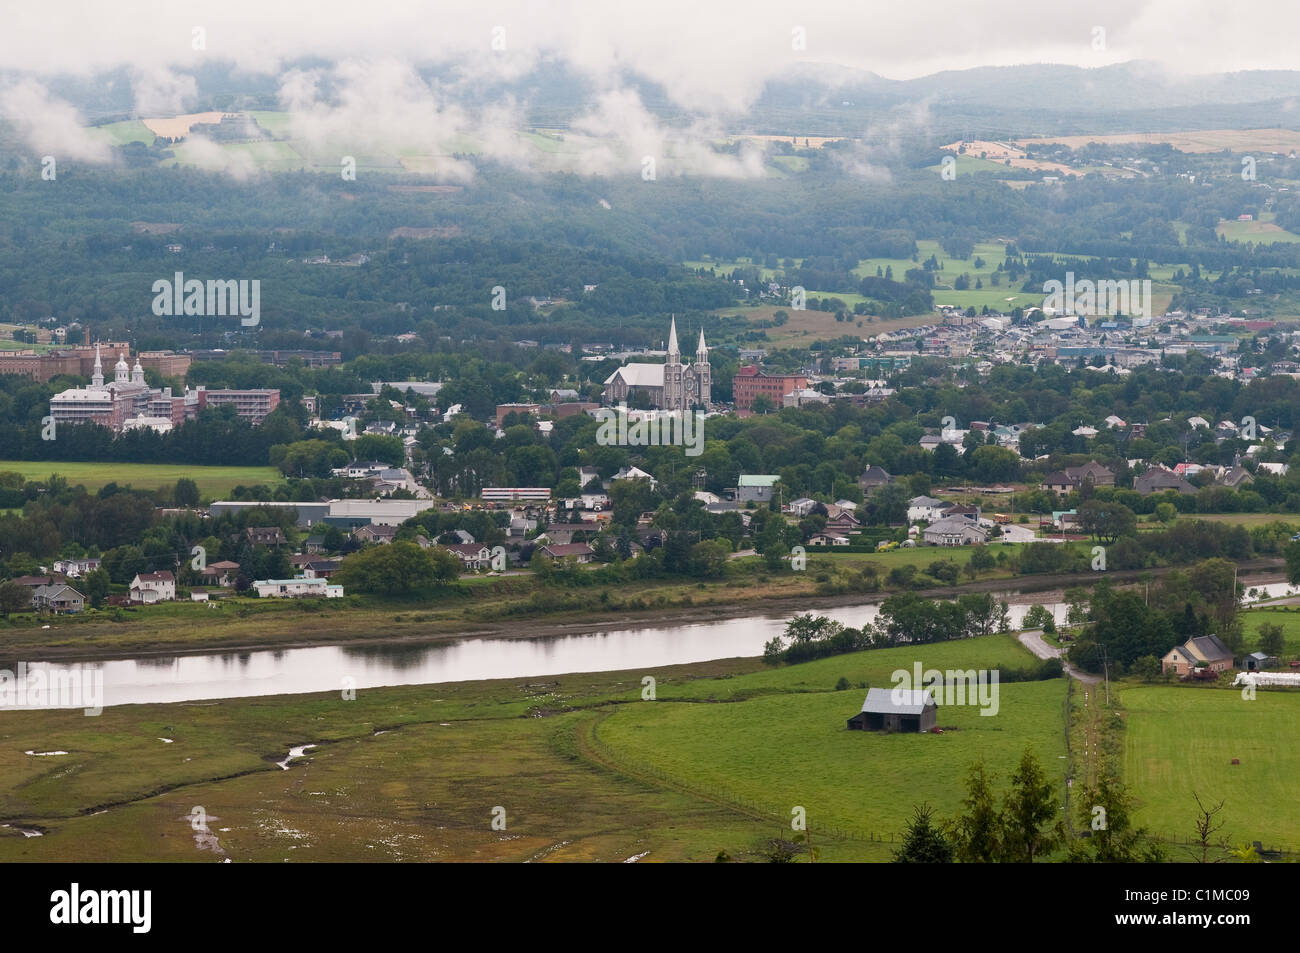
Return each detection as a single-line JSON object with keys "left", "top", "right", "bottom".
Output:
{"left": 847, "top": 688, "right": 937, "bottom": 733}
{"left": 1243, "top": 651, "right": 1279, "bottom": 672}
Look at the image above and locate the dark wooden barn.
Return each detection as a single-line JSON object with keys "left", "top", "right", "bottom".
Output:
{"left": 847, "top": 688, "right": 938, "bottom": 733}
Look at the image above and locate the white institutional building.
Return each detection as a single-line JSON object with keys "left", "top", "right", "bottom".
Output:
{"left": 601, "top": 317, "right": 711, "bottom": 411}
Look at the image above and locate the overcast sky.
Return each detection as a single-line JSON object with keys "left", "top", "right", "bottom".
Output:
{"left": 4, "top": 1, "right": 1299, "bottom": 176}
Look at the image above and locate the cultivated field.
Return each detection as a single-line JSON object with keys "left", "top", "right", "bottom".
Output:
{"left": 1018, "top": 128, "right": 1300, "bottom": 155}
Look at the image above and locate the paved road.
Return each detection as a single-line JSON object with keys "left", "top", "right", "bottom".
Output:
{"left": 1017, "top": 629, "right": 1102, "bottom": 685}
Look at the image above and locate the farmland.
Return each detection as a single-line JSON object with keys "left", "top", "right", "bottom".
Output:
{"left": 1121, "top": 685, "right": 1300, "bottom": 849}
{"left": 0, "top": 635, "right": 1062, "bottom": 862}
{"left": 0, "top": 461, "right": 282, "bottom": 498}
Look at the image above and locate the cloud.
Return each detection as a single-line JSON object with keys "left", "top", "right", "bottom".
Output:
{"left": 0, "top": 79, "right": 112, "bottom": 162}
{"left": 131, "top": 66, "right": 197, "bottom": 117}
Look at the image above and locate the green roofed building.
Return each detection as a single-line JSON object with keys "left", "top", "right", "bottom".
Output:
{"left": 737, "top": 474, "right": 780, "bottom": 504}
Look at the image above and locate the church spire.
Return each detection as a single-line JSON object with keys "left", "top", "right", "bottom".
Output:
{"left": 696, "top": 327, "right": 707, "bottom": 362}
{"left": 91, "top": 343, "right": 103, "bottom": 387}
{"left": 667, "top": 315, "right": 679, "bottom": 361}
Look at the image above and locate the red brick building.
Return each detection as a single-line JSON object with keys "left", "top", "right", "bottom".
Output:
{"left": 732, "top": 365, "right": 808, "bottom": 412}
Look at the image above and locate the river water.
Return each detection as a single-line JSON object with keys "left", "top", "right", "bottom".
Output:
{"left": 4, "top": 581, "right": 1293, "bottom": 709}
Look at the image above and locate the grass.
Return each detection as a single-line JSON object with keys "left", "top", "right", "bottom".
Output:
{"left": 0, "top": 635, "right": 1059, "bottom": 862}
{"left": 0, "top": 461, "right": 282, "bottom": 498}
{"left": 1242, "top": 608, "right": 1300, "bottom": 658}
{"left": 87, "top": 120, "right": 154, "bottom": 147}
{"left": 1121, "top": 684, "right": 1300, "bottom": 849}
{"left": 1216, "top": 218, "right": 1300, "bottom": 244}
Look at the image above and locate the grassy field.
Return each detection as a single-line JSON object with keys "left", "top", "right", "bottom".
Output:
{"left": 0, "top": 635, "right": 1060, "bottom": 862}
{"left": 1242, "top": 607, "right": 1300, "bottom": 658}
{"left": 0, "top": 461, "right": 282, "bottom": 497}
{"left": 1216, "top": 216, "right": 1300, "bottom": 244}
{"left": 1121, "top": 685, "right": 1300, "bottom": 850}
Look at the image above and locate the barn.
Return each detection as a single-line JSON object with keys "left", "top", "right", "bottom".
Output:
{"left": 847, "top": 688, "right": 938, "bottom": 733}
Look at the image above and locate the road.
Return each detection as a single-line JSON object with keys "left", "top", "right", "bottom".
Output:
{"left": 1017, "top": 628, "right": 1102, "bottom": 685}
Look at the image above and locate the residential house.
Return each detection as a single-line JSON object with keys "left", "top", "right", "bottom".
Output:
{"left": 245, "top": 526, "right": 287, "bottom": 547}
{"left": 52, "top": 557, "right": 101, "bottom": 578}
{"left": 353, "top": 524, "right": 399, "bottom": 545}
{"left": 907, "top": 496, "right": 949, "bottom": 523}
{"left": 1039, "top": 461, "right": 1115, "bottom": 494}
{"left": 442, "top": 544, "right": 493, "bottom": 570}
{"left": 129, "top": 571, "right": 176, "bottom": 603}
{"left": 32, "top": 583, "right": 84, "bottom": 613}
{"left": 200, "top": 560, "right": 242, "bottom": 586}
{"left": 808, "top": 533, "right": 850, "bottom": 547}
{"left": 253, "top": 577, "right": 344, "bottom": 598}
{"left": 1162, "top": 634, "right": 1234, "bottom": 676}
{"left": 1135, "top": 469, "right": 1196, "bottom": 495}
{"left": 922, "top": 516, "right": 988, "bottom": 547}
{"left": 857, "top": 465, "right": 892, "bottom": 497}
{"left": 539, "top": 543, "right": 595, "bottom": 563}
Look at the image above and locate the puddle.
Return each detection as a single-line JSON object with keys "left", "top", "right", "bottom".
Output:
{"left": 24, "top": 750, "right": 68, "bottom": 757}
{"left": 276, "top": 744, "right": 318, "bottom": 770}
{"left": 2, "top": 823, "right": 43, "bottom": 838}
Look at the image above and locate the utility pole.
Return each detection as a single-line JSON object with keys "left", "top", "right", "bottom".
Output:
{"left": 1100, "top": 644, "right": 1110, "bottom": 706}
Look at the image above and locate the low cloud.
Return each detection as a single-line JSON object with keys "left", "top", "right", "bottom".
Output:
{"left": 0, "top": 79, "right": 112, "bottom": 163}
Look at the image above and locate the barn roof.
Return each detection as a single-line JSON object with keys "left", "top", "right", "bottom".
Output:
{"left": 860, "top": 687, "right": 935, "bottom": 715}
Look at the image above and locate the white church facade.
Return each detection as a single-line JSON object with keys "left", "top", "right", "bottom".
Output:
{"left": 602, "top": 317, "right": 711, "bottom": 411}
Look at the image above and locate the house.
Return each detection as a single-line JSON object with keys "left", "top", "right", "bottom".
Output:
{"left": 857, "top": 465, "right": 892, "bottom": 497}
{"left": 737, "top": 474, "right": 781, "bottom": 504}
{"left": 200, "top": 560, "right": 242, "bottom": 586}
{"left": 539, "top": 543, "right": 595, "bottom": 563}
{"left": 788, "top": 497, "right": 818, "bottom": 517}
{"left": 352, "top": 524, "right": 399, "bottom": 545}
{"left": 253, "top": 577, "right": 344, "bottom": 598}
{"left": 907, "top": 496, "right": 948, "bottom": 523}
{"left": 1242, "top": 651, "right": 1279, "bottom": 672}
{"left": 32, "top": 583, "right": 84, "bottom": 613}
{"left": 1135, "top": 469, "right": 1196, "bottom": 495}
{"left": 442, "top": 544, "right": 493, "bottom": 570}
{"left": 129, "top": 571, "right": 176, "bottom": 603}
{"left": 922, "top": 516, "right": 988, "bottom": 547}
{"left": 1161, "top": 634, "right": 1234, "bottom": 676}
{"left": 847, "top": 688, "right": 937, "bottom": 733}
{"left": 1217, "top": 464, "right": 1254, "bottom": 489}
{"left": 611, "top": 466, "right": 658, "bottom": 489}
{"left": 808, "top": 533, "right": 850, "bottom": 547}
{"left": 825, "top": 510, "right": 863, "bottom": 535}
{"left": 1040, "top": 461, "right": 1115, "bottom": 493}
{"left": 52, "top": 557, "right": 101, "bottom": 578}
{"left": 245, "top": 526, "right": 287, "bottom": 547}
{"left": 304, "top": 535, "right": 327, "bottom": 554}
{"left": 303, "top": 560, "right": 342, "bottom": 579}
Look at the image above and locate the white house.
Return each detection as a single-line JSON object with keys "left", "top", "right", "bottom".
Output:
{"left": 129, "top": 571, "right": 176, "bottom": 603}
{"left": 907, "top": 496, "right": 949, "bottom": 523}
{"left": 922, "top": 517, "right": 988, "bottom": 547}
{"left": 788, "top": 497, "right": 818, "bottom": 517}
{"left": 253, "top": 577, "right": 344, "bottom": 598}
{"left": 53, "top": 557, "right": 101, "bottom": 578}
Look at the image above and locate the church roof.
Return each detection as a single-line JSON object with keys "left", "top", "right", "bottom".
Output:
{"left": 604, "top": 363, "right": 665, "bottom": 388}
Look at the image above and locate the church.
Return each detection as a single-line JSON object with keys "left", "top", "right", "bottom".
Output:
{"left": 602, "top": 317, "right": 711, "bottom": 411}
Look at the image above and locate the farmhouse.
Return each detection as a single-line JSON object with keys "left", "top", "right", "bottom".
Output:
{"left": 1161, "top": 634, "right": 1234, "bottom": 677}
{"left": 847, "top": 688, "right": 937, "bottom": 733}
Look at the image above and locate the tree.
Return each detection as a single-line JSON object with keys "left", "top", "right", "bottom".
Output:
{"left": 1257, "top": 621, "right": 1285, "bottom": 657}
{"left": 1186, "top": 792, "right": 1228, "bottom": 864}
{"left": 174, "top": 477, "right": 200, "bottom": 507}
{"left": 1078, "top": 499, "right": 1137, "bottom": 545}
{"left": 1002, "top": 748, "right": 1063, "bottom": 862}
{"left": 892, "top": 803, "right": 953, "bottom": 863}
{"left": 1070, "top": 774, "right": 1165, "bottom": 863}
{"left": 1286, "top": 541, "right": 1300, "bottom": 585}
{"left": 1131, "top": 654, "right": 1162, "bottom": 682}
{"left": 81, "top": 568, "right": 110, "bottom": 609}
{"left": 0, "top": 579, "right": 30, "bottom": 618}
{"left": 1022, "top": 604, "right": 1054, "bottom": 632}
{"left": 334, "top": 541, "right": 458, "bottom": 595}
{"left": 947, "top": 760, "right": 1003, "bottom": 863}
